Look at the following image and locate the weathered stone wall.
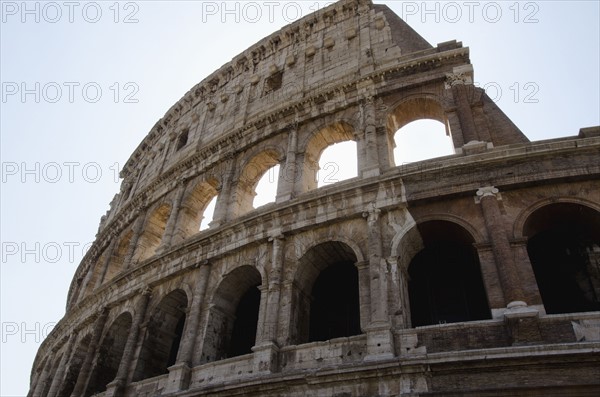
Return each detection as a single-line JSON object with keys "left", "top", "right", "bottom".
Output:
{"left": 29, "top": 1, "right": 600, "bottom": 396}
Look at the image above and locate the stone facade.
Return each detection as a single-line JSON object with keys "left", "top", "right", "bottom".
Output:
{"left": 29, "top": 1, "right": 600, "bottom": 396}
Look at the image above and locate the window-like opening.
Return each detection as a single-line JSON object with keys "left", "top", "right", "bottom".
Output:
{"left": 86, "top": 313, "right": 132, "bottom": 396}
{"left": 293, "top": 241, "right": 361, "bottom": 344}
{"left": 525, "top": 203, "right": 600, "bottom": 315}
{"left": 253, "top": 165, "right": 280, "bottom": 208}
{"left": 264, "top": 71, "right": 283, "bottom": 94}
{"left": 393, "top": 119, "right": 453, "bottom": 165}
{"left": 199, "top": 195, "right": 217, "bottom": 231}
{"left": 228, "top": 286, "right": 261, "bottom": 357}
{"left": 103, "top": 229, "right": 133, "bottom": 285}
{"left": 408, "top": 221, "right": 490, "bottom": 327}
{"left": 309, "top": 261, "right": 360, "bottom": 342}
{"left": 57, "top": 335, "right": 91, "bottom": 397}
{"left": 133, "top": 290, "right": 188, "bottom": 381}
{"left": 317, "top": 141, "right": 358, "bottom": 187}
{"left": 201, "top": 266, "right": 261, "bottom": 363}
{"left": 134, "top": 204, "right": 171, "bottom": 262}
{"left": 175, "top": 129, "right": 189, "bottom": 151}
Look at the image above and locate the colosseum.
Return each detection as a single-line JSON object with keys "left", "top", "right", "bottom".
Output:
{"left": 29, "top": 0, "right": 600, "bottom": 396}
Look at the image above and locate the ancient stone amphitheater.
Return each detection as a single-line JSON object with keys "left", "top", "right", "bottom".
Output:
{"left": 29, "top": 0, "right": 600, "bottom": 396}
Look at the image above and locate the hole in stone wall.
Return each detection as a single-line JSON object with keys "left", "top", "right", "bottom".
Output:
{"left": 176, "top": 129, "right": 189, "bottom": 151}
{"left": 393, "top": 119, "right": 453, "bottom": 165}
{"left": 317, "top": 141, "right": 357, "bottom": 187}
{"left": 228, "top": 286, "right": 261, "bottom": 358}
{"left": 199, "top": 195, "right": 217, "bottom": 231}
{"left": 253, "top": 165, "right": 280, "bottom": 208}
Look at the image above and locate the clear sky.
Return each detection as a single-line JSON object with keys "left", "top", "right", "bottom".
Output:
{"left": 1, "top": 1, "right": 599, "bottom": 395}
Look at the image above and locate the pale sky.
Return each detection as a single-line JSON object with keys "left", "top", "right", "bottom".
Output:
{"left": 1, "top": 1, "right": 599, "bottom": 395}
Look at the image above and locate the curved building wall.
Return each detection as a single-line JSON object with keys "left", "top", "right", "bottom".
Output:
{"left": 29, "top": 1, "right": 600, "bottom": 396}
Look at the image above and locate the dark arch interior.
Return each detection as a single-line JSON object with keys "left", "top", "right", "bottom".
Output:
{"left": 133, "top": 290, "right": 188, "bottom": 381}
{"left": 309, "top": 261, "right": 361, "bottom": 342}
{"left": 86, "top": 313, "right": 132, "bottom": 396}
{"left": 57, "top": 335, "right": 91, "bottom": 397}
{"left": 228, "top": 286, "right": 261, "bottom": 357}
{"left": 408, "top": 221, "right": 490, "bottom": 327}
{"left": 525, "top": 203, "right": 600, "bottom": 315}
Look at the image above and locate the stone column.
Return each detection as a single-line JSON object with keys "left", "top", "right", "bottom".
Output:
{"left": 31, "top": 358, "right": 52, "bottom": 397}
{"left": 105, "top": 288, "right": 151, "bottom": 397}
{"left": 164, "top": 262, "right": 211, "bottom": 393}
{"left": 123, "top": 214, "right": 145, "bottom": 269}
{"left": 46, "top": 334, "right": 75, "bottom": 397}
{"left": 476, "top": 187, "right": 525, "bottom": 306}
{"left": 359, "top": 96, "right": 382, "bottom": 178}
{"left": 446, "top": 73, "right": 478, "bottom": 144}
{"left": 211, "top": 161, "right": 235, "bottom": 226}
{"left": 355, "top": 260, "right": 371, "bottom": 331}
{"left": 363, "top": 204, "right": 395, "bottom": 360}
{"left": 253, "top": 235, "right": 284, "bottom": 373}
{"left": 96, "top": 240, "right": 117, "bottom": 288}
{"left": 157, "top": 183, "right": 187, "bottom": 252}
{"left": 276, "top": 125, "right": 298, "bottom": 203}
{"left": 70, "top": 308, "right": 109, "bottom": 397}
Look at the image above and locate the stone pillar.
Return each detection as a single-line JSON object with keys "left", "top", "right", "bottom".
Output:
{"left": 211, "top": 161, "right": 235, "bottom": 226}
{"left": 253, "top": 235, "right": 284, "bottom": 373}
{"left": 355, "top": 260, "right": 371, "bottom": 331}
{"left": 31, "top": 358, "right": 52, "bottom": 397}
{"left": 475, "top": 187, "right": 525, "bottom": 306}
{"left": 157, "top": 183, "right": 187, "bottom": 252}
{"left": 70, "top": 308, "right": 109, "bottom": 397}
{"left": 276, "top": 126, "right": 298, "bottom": 203}
{"left": 474, "top": 243, "right": 506, "bottom": 318}
{"left": 105, "top": 288, "right": 151, "bottom": 397}
{"left": 446, "top": 73, "right": 478, "bottom": 144}
{"left": 46, "top": 334, "right": 75, "bottom": 397}
{"left": 96, "top": 240, "right": 117, "bottom": 288}
{"left": 363, "top": 204, "right": 395, "bottom": 360}
{"left": 359, "top": 96, "right": 382, "bottom": 178}
{"left": 164, "top": 262, "right": 211, "bottom": 393}
{"left": 387, "top": 256, "right": 410, "bottom": 329}
{"left": 123, "top": 215, "right": 145, "bottom": 269}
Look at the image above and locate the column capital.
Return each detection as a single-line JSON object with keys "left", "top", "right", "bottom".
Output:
{"left": 445, "top": 72, "right": 473, "bottom": 89}
{"left": 475, "top": 186, "right": 501, "bottom": 203}
{"left": 362, "top": 203, "right": 382, "bottom": 224}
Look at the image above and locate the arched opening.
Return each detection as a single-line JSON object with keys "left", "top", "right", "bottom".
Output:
{"left": 133, "top": 289, "right": 188, "bottom": 381}
{"left": 408, "top": 221, "right": 490, "bottom": 327}
{"left": 317, "top": 141, "right": 358, "bottom": 187}
{"left": 57, "top": 335, "right": 91, "bottom": 397}
{"left": 236, "top": 151, "right": 281, "bottom": 215}
{"left": 253, "top": 164, "right": 280, "bottom": 208}
{"left": 86, "top": 312, "right": 132, "bottom": 396}
{"left": 201, "top": 266, "right": 262, "bottom": 363}
{"left": 524, "top": 203, "right": 600, "bottom": 315}
{"left": 103, "top": 229, "right": 133, "bottom": 284}
{"left": 174, "top": 180, "right": 219, "bottom": 242}
{"left": 302, "top": 122, "right": 356, "bottom": 192}
{"left": 393, "top": 119, "right": 453, "bottom": 165}
{"left": 293, "top": 241, "right": 361, "bottom": 344}
{"left": 134, "top": 204, "right": 171, "bottom": 262}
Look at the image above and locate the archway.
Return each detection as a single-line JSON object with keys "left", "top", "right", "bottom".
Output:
{"left": 236, "top": 150, "right": 281, "bottom": 215}
{"left": 408, "top": 220, "right": 490, "bottom": 326}
{"left": 393, "top": 119, "right": 453, "bottom": 165}
{"left": 524, "top": 203, "right": 600, "bottom": 314}
{"left": 134, "top": 203, "right": 171, "bottom": 262}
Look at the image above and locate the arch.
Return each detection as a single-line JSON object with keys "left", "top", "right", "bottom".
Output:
{"left": 301, "top": 121, "right": 357, "bottom": 192}
{"left": 174, "top": 178, "right": 219, "bottom": 242}
{"left": 292, "top": 241, "right": 361, "bottom": 344}
{"left": 201, "top": 265, "right": 262, "bottom": 363}
{"left": 103, "top": 229, "right": 133, "bottom": 284}
{"left": 85, "top": 312, "right": 132, "bottom": 396}
{"left": 134, "top": 203, "right": 171, "bottom": 262}
{"left": 386, "top": 95, "right": 449, "bottom": 134}
{"left": 57, "top": 334, "right": 92, "bottom": 397}
{"left": 132, "top": 289, "right": 188, "bottom": 381}
{"left": 523, "top": 202, "right": 600, "bottom": 315}
{"left": 407, "top": 220, "right": 491, "bottom": 327}
{"left": 235, "top": 149, "right": 283, "bottom": 215}
{"left": 393, "top": 119, "right": 453, "bottom": 165}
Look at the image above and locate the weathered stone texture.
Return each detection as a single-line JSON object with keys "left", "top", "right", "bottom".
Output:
{"left": 29, "top": 0, "right": 600, "bottom": 396}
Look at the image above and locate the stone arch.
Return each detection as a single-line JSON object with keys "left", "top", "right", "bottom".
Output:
{"left": 173, "top": 178, "right": 219, "bottom": 242}
{"left": 521, "top": 201, "right": 600, "bottom": 315}
{"left": 103, "top": 228, "right": 133, "bottom": 283}
{"left": 235, "top": 149, "right": 284, "bottom": 215}
{"left": 299, "top": 121, "right": 357, "bottom": 192}
{"left": 85, "top": 311, "right": 132, "bottom": 396}
{"left": 406, "top": 220, "right": 491, "bottom": 327}
{"left": 201, "top": 265, "right": 262, "bottom": 363}
{"left": 291, "top": 240, "right": 362, "bottom": 344}
{"left": 386, "top": 95, "right": 454, "bottom": 165}
{"left": 57, "top": 333, "right": 92, "bottom": 397}
{"left": 132, "top": 289, "right": 188, "bottom": 381}
{"left": 134, "top": 202, "right": 172, "bottom": 262}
